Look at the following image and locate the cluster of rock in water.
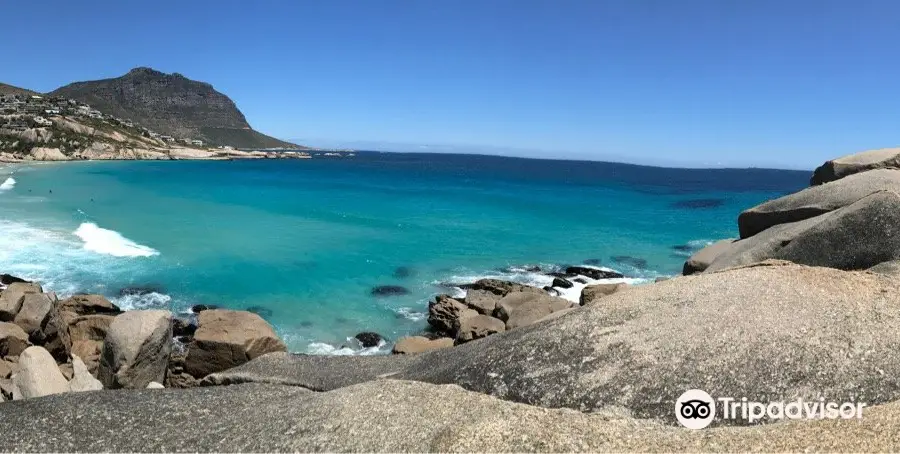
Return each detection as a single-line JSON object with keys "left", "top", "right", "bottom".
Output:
{"left": 0, "top": 276, "right": 286, "bottom": 401}
{"left": 6, "top": 148, "right": 900, "bottom": 450}
{"left": 392, "top": 267, "right": 626, "bottom": 355}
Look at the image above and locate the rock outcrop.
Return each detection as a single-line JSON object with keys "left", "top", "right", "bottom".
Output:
{"left": 739, "top": 169, "right": 900, "bottom": 238}
{"left": 184, "top": 310, "right": 286, "bottom": 379}
{"left": 495, "top": 291, "right": 571, "bottom": 329}
{"left": 579, "top": 282, "right": 628, "bottom": 305}
{"left": 4, "top": 379, "right": 900, "bottom": 451}
{"left": 98, "top": 310, "right": 173, "bottom": 389}
{"left": 707, "top": 190, "right": 900, "bottom": 272}
{"left": 456, "top": 314, "right": 505, "bottom": 343}
{"left": 203, "top": 262, "right": 900, "bottom": 425}
{"left": 681, "top": 239, "right": 736, "bottom": 275}
{"left": 427, "top": 295, "right": 476, "bottom": 335}
{"left": 811, "top": 147, "right": 900, "bottom": 185}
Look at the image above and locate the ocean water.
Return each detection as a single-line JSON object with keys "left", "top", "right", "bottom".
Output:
{"left": 0, "top": 153, "right": 808, "bottom": 353}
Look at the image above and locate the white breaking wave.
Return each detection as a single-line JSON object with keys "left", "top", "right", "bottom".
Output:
{"left": 306, "top": 339, "right": 388, "bottom": 356}
{"left": 0, "top": 177, "right": 16, "bottom": 190}
{"left": 73, "top": 223, "right": 159, "bottom": 257}
{"left": 112, "top": 291, "right": 172, "bottom": 311}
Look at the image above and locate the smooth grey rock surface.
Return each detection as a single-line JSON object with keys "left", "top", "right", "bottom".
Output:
{"left": 98, "top": 310, "right": 173, "bottom": 389}
{"left": 708, "top": 190, "right": 900, "bottom": 272}
{"left": 739, "top": 169, "right": 900, "bottom": 238}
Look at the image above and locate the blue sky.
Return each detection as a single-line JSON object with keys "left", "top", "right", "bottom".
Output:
{"left": 1, "top": 0, "right": 899, "bottom": 168}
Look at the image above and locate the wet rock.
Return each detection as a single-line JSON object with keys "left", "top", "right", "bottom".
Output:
{"left": 370, "top": 286, "right": 410, "bottom": 297}
{"left": 354, "top": 332, "right": 384, "bottom": 348}
{"left": 172, "top": 317, "right": 197, "bottom": 338}
{"left": 670, "top": 198, "right": 725, "bottom": 209}
{"left": 118, "top": 285, "right": 164, "bottom": 296}
{"left": 392, "top": 267, "right": 415, "bottom": 279}
{"left": 611, "top": 255, "right": 648, "bottom": 268}
{"left": 551, "top": 277, "right": 574, "bottom": 289}
{"left": 572, "top": 277, "right": 588, "bottom": 284}
{"left": 564, "top": 266, "right": 624, "bottom": 280}
{"left": 190, "top": 304, "right": 218, "bottom": 313}
{"left": 0, "top": 274, "right": 27, "bottom": 285}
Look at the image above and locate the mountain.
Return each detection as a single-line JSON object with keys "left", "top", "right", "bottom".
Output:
{"left": 50, "top": 68, "right": 303, "bottom": 149}
{"left": 0, "top": 82, "right": 39, "bottom": 97}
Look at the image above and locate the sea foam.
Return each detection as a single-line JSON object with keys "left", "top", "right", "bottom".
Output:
{"left": 0, "top": 177, "right": 16, "bottom": 190}
{"left": 73, "top": 222, "right": 160, "bottom": 257}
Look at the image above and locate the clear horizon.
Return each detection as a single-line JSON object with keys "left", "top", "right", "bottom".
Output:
{"left": 2, "top": 0, "right": 898, "bottom": 169}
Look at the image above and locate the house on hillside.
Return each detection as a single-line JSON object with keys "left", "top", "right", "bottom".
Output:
{"left": 160, "top": 135, "right": 175, "bottom": 142}
{"left": 33, "top": 116, "right": 53, "bottom": 127}
{"left": 191, "top": 139, "right": 203, "bottom": 147}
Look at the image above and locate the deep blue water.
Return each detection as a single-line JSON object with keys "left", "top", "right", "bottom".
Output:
{"left": 0, "top": 152, "right": 808, "bottom": 353}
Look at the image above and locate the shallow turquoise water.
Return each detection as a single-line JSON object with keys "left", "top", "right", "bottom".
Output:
{"left": 0, "top": 153, "right": 808, "bottom": 353}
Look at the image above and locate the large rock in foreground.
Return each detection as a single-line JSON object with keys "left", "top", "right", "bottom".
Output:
{"left": 98, "top": 310, "right": 173, "bottom": 389}
{"left": 184, "top": 310, "right": 286, "bottom": 379}
{"left": 1, "top": 380, "right": 900, "bottom": 451}
{"left": 811, "top": 147, "right": 900, "bottom": 185}
{"left": 708, "top": 190, "right": 900, "bottom": 272}
{"left": 13, "top": 346, "right": 69, "bottom": 399}
{"left": 204, "top": 261, "right": 900, "bottom": 424}
{"left": 681, "top": 239, "right": 735, "bottom": 275}
{"left": 739, "top": 169, "right": 900, "bottom": 238}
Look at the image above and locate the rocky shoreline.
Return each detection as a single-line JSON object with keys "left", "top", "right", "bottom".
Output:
{"left": 4, "top": 147, "right": 900, "bottom": 451}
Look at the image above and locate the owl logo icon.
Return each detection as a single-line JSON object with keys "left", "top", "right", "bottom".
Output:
{"left": 676, "top": 389, "right": 715, "bottom": 429}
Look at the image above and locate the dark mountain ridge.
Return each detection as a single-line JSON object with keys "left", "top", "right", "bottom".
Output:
{"left": 49, "top": 67, "right": 301, "bottom": 149}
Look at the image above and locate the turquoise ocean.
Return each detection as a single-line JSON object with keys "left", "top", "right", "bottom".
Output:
{"left": 0, "top": 152, "right": 808, "bottom": 353}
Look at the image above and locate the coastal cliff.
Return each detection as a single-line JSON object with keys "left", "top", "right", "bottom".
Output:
{"left": 50, "top": 68, "right": 301, "bottom": 149}
{"left": 3, "top": 147, "right": 900, "bottom": 450}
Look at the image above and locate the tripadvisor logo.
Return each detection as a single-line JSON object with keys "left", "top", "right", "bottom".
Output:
{"left": 676, "top": 389, "right": 715, "bottom": 429}
{"left": 675, "top": 389, "right": 866, "bottom": 429}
